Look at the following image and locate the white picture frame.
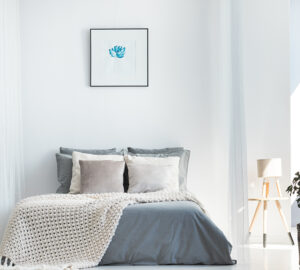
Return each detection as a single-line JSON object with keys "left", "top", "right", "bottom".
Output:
{"left": 90, "top": 28, "right": 148, "bottom": 87}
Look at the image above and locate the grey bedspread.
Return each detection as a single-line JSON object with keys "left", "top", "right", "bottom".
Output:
{"left": 100, "top": 201, "right": 235, "bottom": 265}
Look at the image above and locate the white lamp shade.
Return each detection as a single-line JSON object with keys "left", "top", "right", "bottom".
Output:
{"left": 257, "top": 158, "right": 282, "bottom": 178}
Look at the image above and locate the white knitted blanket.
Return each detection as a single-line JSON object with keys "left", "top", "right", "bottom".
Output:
{"left": 0, "top": 191, "right": 204, "bottom": 269}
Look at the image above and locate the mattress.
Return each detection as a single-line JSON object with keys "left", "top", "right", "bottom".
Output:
{"left": 100, "top": 201, "right": 235, "bottom": 265}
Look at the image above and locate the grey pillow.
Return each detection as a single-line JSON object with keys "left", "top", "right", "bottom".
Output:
{"left": 127, "top": 147, "right": 190, "bottom": 190}
{"left": 56, "top": 148, "right": 124, "bottom": 194}
{"left": 80, "top": 160, "right": 125, "bottom": 194}
{"left": 55, "top": 153, "right": 72, "bottom": 193}
{"left": 60, "top": 147, "right": 123, "bottom": 155}
{"left": 128, "top": 147, "right": 184, "bottom": 155}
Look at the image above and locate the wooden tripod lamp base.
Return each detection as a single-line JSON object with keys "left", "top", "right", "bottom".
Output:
{"left": 248, "top": 158, "right": 294, "bottom": 248}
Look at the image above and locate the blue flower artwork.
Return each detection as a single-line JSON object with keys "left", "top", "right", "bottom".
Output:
{"left": 109, "top": 46, "right": 126, "bottom": 58}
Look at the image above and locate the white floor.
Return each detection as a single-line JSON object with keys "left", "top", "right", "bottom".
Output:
{"left": 88, "top": 234, "right": 299, "bottom": 270}
{"left": 88, "top": 243, "right": 298, "bottom": 270}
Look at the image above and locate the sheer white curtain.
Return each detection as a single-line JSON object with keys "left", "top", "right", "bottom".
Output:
{"left": 228, "top": 0, "right": 249, "bottom": 247}
{"left": 0, "top": 0, "right": 24, "bottom": 240}
{"left": 213, "top": 0, "right": 249, "bottom": 260}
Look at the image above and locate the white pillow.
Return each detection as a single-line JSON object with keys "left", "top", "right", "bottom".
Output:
{"left": 125, "top": 155, "right": 180, "bottom": 193}
{"left": 69, "top": 151, "right": 124, "bottom": 194}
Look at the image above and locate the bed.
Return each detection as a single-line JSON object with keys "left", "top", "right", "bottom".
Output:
{"left": 0, "top": 192, "right": 235, "bottom": 268}
{"left": 57, "top": 147, "right": 235, "bottom": 266}
{"left": 0, "top": 147, "right": 235, "bottom": 268}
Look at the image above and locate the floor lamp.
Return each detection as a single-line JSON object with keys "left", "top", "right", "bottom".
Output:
{"left": 248, "top": 158, "right": 294, "bottom": 247}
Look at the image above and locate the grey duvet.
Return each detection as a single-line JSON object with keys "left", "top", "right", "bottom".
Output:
{"left": 100, "top": 201, "right": 235, "bottom": 265}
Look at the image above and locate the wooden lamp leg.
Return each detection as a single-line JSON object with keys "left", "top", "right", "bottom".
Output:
{"left": 275, "top": 179, "right": 294, "bottom": 245}
{"left": 275, "top": 179, "right": 282, "bottom": 196}
{"left": 263, "top": 179, "right": 269, "bottom": 248}
{"left": 249, "top": 179, "right": 267, "bottom": 235}
{"left": 275, "top": 200, "right": 294, "bottom": 245}
{"left": 249, "top": 201, "right": 262, "bottom": 234}
{"left": 263, "top": 200, "right": 268, "bottom": 248}
{"left": 262, "top": 180, "right": 268, "bottom": 197}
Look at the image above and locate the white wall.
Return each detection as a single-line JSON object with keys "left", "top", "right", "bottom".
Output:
{"left": 20, "top": 0, "right": 291, "bottom": 242}
{"left": 20, "top": 0, "right": 230, "bottom": 233}
{"left": 291, "top": 0, "right": 300, "bottom": 94}
{"left": 242, "top": 0, "right": 291, "bottom": 242}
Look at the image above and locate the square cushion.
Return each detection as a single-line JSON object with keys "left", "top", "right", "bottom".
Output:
{"left": 60, "top": 147, "right": 122, "bottom": 155}
{"left": 127, "top": 147, "right": 190, "bottom": 190}
{"left": 56, "top": 147, "right": 123, "bottom": 194}
{"left": 69, "top": 151, "right": 124, "bottom": 194}
{"left": 127, "top": 147, "right": 184, "bottom": 155}
{"left": 80, "top": 160, "right": 125, "bottom": 194}
{"left": 125, "top": 155, "right": 180, "bottom": 193}
{"left": 55, "top": 153, "right": 73, "bottom": 193}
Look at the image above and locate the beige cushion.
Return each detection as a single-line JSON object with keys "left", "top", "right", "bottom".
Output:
{"left": 69, "top": 151, "right": 124, "bottom": 194}
{"left": 125, "top": 155, "right": 180, "bottom": 193}
{"left": 80, "top": 160, "right": 125, "bottom": 194}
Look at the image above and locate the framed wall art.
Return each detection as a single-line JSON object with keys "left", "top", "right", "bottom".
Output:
{"left": 90, "top": 28, "right": 148, "bottom": 87}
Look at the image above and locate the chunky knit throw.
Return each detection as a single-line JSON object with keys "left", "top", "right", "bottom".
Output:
{"left": 0, "top": 191, "right": 204, "bottom": 269}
